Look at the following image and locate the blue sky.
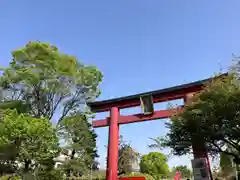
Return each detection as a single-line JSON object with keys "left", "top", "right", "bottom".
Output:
{"left": 1, "top": 0, "right": 240, "bottom": 169}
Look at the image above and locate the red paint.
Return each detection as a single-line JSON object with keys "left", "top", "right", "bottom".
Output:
{"left": 93, "top": 107, "right": 182, "bottom": 128}
{"left": 106, "top": 107, "right": 119, "bottom": 180}
{"left": 206, "top": 155, "right": 213, "bottom": 180}
{"left": 119, "top": 177, "right": 146, "bottom": 180}
{"left": 174, "top": 171, "right": 182, "bottom": 180}
{"left": 91, "top": 86, "right": 202, "bottom": 112}
{"left": 89, "top": 74, "right": 228, "bottom": 112}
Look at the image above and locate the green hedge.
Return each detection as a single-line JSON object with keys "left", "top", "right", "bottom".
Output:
{"left": 0, "top": 172, "right": 155, "bottom": 180}
{"left": 81, "top": 172, "right": 154, "bottom": 180}
{"left": 0, "top": 175, "right": 21, "bottom": 180}
{"left": 119, "top": 172, "right": 155, "bottom": 180}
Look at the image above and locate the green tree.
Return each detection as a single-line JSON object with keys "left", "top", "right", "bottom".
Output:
{"left": 58, "top": 112, "right": 98, "bottom": 177}
{"left": 118, "top": 135, "right": 139, "bottom": 175}
{"left": 220, "top": 151, "right": 235, "bottom": 177}
{"left": 0, "top": 99, "right": 30, "bottom": 175}
{"left": 0, "top": 41, "right": 102, "bottom": 176}
{"left": 148, "top": 137, "right": 164, "bottom": 150}
{"left": 151, "top": 73, "right": 240, "bottom": 162}
{"left": 0, "top": 109, "right": 59, "bottom": 175}
{"left": 171, "top": 165, "right": 191, "bottom": 179}
{"left": 35, "top": 168, "right": 64, "bottom": 180}
{"left": 139, "top": 152, "right": 169, "bottom": 179}
{"left": 0, "top": 41, "right": 102, "bottom": 121}
{"left": 0, "top": 100, "right": 29, "bottom": 114}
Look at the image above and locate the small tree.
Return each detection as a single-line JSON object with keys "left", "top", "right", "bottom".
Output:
{"left": 0, "top": 109, "right": 59, "bottom": 175}
{"left": 139, "top": 152, "right": 169, "bottom": 179}
{"left": 58, "top": 112, "right": 98, "bottom": 177}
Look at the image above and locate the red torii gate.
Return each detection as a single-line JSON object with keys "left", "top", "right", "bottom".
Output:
{"left": 88, "top": 74, "right": 225, "bottom": 180}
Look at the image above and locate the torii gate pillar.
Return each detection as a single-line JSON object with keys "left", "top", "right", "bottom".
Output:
{"left": 106, "top": 107, "right": 119, "bottom": 180}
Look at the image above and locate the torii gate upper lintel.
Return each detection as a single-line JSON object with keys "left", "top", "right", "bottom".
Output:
{"left": 87, "top": 73, "right": 227, "bottom": 180}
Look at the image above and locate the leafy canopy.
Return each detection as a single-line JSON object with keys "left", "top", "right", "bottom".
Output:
{"left": 58, "top": 112, "right": 98, "bottom": 176}
{"left": 0, "top": 41, "right": 102, "bottom": 121}
{"left": 220, "top": 151, "right": 235, "bottom": 177}
{"left": 0, "top": 41, "right": 103, "bottom": 177}
{"left": 154, "top": 72, "right": 240, "bottom": 162}
{"left": 0, "top": 109, "right": 59, "bottom": 171}
{"left": 139, "top": 152, "right": 169, "bottom": 179}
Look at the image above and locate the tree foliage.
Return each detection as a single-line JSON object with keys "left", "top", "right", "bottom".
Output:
{"left": 153, "top": 73, "right": 240, "bottom": 162}
{"left": 0, "top": 109, "right": 59, "bottom": 174}
{"left": 35, "top": 169, "right": 64, "bottom": 180}
{"left": 58, "top": 112, "right": 98, "bottom": 176}
{"left": 0, "top": 41, "right": 102, "bottom": 121}
{"left": 139, "top": 152, "right": 169, "bottom": 179}
{"left": 0, "top": 100, "right": 29, "bottom": 114}
{"left": 118, "top": 135, "right": 139, "bottom": 175}
{"left": 91, "top": 160, "right": 100, "bottom": 171}
{"left": 220, "top": 151, "right": 235, "bottom": 177}
{"left": 0, "top": 41, "right": 103, "bottom": 177}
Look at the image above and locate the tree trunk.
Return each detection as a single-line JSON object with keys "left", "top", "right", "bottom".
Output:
{"left": 24, "top": 160, "right": 30, "bottom": 172}
{"left": 236, "top": 164, "right": 240, "bottom": 180}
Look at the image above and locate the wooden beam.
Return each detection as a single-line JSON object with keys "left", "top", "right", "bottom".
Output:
{"left": 92, "top": 107, "right": 182, "bottom": 128}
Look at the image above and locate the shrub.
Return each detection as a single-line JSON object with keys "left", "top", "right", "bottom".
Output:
{"left": 0, "top": 175, "right": 21, "bottom": 180}
{"left": 119, "top": 172, "right": 155, "bottom": 180}
{"left": 36, "top": 169, "right": 65, "bottom": 180}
